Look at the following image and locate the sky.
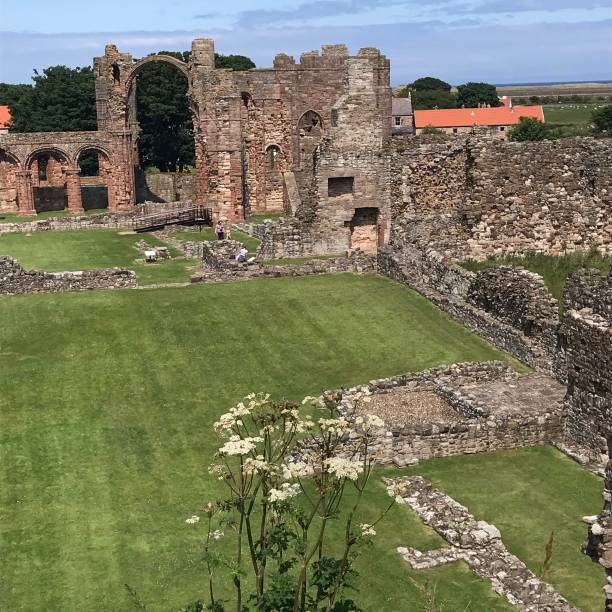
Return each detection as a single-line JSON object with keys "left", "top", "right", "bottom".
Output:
{"left": 1, "top": 0, "right": 611, "bottom": 85}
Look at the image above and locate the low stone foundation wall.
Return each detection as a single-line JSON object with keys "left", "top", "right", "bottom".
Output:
{"left": 250, "top": 218, "right": 315, "bottom": 260}
{"left": 0, "top": 211, "right": 134, "bottom": 234}
{"left": 191, "top": 249, "right": 376, "bottom": 284}
{"left": 0, "top": 256, "right": 136, "bottom": 294}
{"left": 331, "top": 362, "right": 564, "bottom": 467}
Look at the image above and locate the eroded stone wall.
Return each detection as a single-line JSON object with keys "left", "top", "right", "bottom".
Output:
{"left": 0, "top": 256, "right": 136, "bottom": 294}
{"left": 391, "top": 135, "right": 612, "bottom": 260}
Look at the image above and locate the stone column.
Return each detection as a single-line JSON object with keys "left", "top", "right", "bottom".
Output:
{"left": 16, "top": 170, "right": 35, "bottom": 214}
{"left": 66, "top": 170, "right": 84, "bottom": 214}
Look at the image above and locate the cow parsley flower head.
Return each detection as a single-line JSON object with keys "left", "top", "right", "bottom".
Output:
{"left": 185, "top": 515, "right": 200, "bottom": 525}
{"left": 213, "top": 412, "right": 237, "bottom": 431}
{"left": 360, "top": 523, "right": 376, "bottom": 537}
{"left": 282, "top": 460, "right": 315, "bottom": 480}
{"left": 318, "top": 417, "right": 351, "bottom": 434}
{"left": 268, "top": 482, "right": 301, "bottom": 503}
{"left": 324, "top": 457, "right": 363, "bottom": 481}
{"left": 219, "top": 435, "right": 259, "bottom": 456}
{"left": 243, "top": 456, "right": 270, "bottom": 474}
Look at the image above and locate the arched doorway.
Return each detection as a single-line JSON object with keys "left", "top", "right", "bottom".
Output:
{"left": 77, "top": 147, "right": 113, "bottom": 211}
{"left": 27, "top": 149, "right": 71, "bottom": 213}
{"left": 0, "top": 150, "right": 20, "bottom": 213}
{"left": 297, "top": 110, "right": 324, "bottom": 170}
{"left": 125, "top": 55, "right": 196, "bottom": 203}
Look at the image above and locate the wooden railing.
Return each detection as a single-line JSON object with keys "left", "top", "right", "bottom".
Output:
{"left": 132, "top": 205, "right": 212, "bottom": 232}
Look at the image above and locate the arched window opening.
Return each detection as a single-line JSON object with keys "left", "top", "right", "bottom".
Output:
{"left": 241, "top": 92, "right": 253, "bottom": 108}
{"left": 112, "top": 63, "right": 121, "bottom": 83}
{"left": 28, "top": 150, "right": 69, "bottom": 213}
{"left": 77, "top": 148, "right": 111, "bottom": 211}
{"left": 130, "top": 55, "right": 195, "bottom": 202}
{"left": 266, "top": 144, "right": 281, "bottom": 171}
{"left": 298, "top": 110, "right": 323, "bottom": 168}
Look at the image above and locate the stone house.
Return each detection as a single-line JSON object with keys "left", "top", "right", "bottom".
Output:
{"left": 391, "top": 97, "right": 414, "bottom": 134}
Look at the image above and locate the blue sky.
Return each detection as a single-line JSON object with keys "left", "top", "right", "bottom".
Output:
{"left": 1, "top": 0, "right": 611, "bottom": 84}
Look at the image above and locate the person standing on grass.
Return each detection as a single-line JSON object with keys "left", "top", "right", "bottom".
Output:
{"left": 226, "top": 224, "right": 232, "bottom": 240}
{"left": 215, "top": 220, "right": 225, "bottom": 240}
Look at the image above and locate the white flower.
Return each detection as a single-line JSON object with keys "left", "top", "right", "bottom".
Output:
{"left": 394, "top": 495, "right": 404, "bottom": 504}
{"left": 243, "top": 456, "right": 270, "bottom": 474}
{"left": 185, "top": 515, "right": 200, "bottom": 524}
{"left": 219, "top": 435, "right": 258, "bottom": 456}
{"left": 232, "top": 402, "right": 251, "bottom": 417}
{"left": 214, "top": 412, "right": 237, "bottom": 431}
{"left": 268, "top": 482, "right": 301, "bottom": 503}
{"left": 360, "top": 523, "right": 376, "bottom": 537}
{"left": 355, "top": 414, "right": 384, "bottom": 429}
{"left": 324, "top": 457, "right": 363, "bottom": 481}
{"left": 212, "top": 529, "right": 224, "bottom": 540}
{"left": 386, "top": 484, "right": 404, "bottom": 504}
{"left": 318, "top": 417, "right": 351, "bottom": 434}
{"left": 282, "top": 460, "right": 315, "bottom": 480}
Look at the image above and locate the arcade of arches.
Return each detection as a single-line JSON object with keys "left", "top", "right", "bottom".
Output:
{"left": 0, "top": 37, "right": 393, "bottom": 254}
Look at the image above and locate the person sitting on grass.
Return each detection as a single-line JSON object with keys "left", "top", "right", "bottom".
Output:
{"left": 235, "top": 246, "right": 248, "bottom": 263}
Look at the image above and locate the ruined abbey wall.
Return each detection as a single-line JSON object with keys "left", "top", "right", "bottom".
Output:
{"left": 391, "top": 136, "right": 612, "bottom": 260}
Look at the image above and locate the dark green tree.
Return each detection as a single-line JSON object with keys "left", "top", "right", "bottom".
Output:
{"left": 0, "top": 83, "right": 33, "bottom": 111}
{"left": 592, "top": 105, "right": 612, "bottom": 136}
{"left": 410, "top": 76, "right": 451, "bottom": 92}
{"left": 397, "top": 76, "right": 455, "bottom": 109}
{"left": 135, "top": 51, "right": 195, "bottom": 172}
{"left": 456, "top": 82, "right": 501, "bottom": 108}
{"left": 3, "top": 66, "right": 96, "bottom": 132}
{"left": 508, "top": 117, "right": 547, "bottom": 142}
{"left": 214, "top": 54, "right": 255, "bottom": 71}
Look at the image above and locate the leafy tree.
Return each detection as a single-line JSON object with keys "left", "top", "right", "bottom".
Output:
{"left": 456, "top": 82, "right": 501, "bottom": 108}
{"left": 410, "top": 76, "right": 451, "bottom": 92}
{"left": 397, "top": 76, "right": 455, "bottom": 109}
{"left": 592, "top": 105, "right": 612, "bottom": 136}
{"left": 135, "top": 51, "right": 195, "bottom": 172}
{"left": 421, "top": 125, "right": 444, "bottom": 135}
{"left": 4, "top": 66, "right": 96, "bottom": 132}
{"left": 214, "top": 53, "right": 255, "bottom": 71}
{"left": 0, "top": 83, "right": 33, "bottom": 112}
{"left": 508, "top": 117, "right": 547, "bottom": 142}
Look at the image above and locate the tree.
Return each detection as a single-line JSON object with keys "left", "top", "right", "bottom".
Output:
{"left": 592, "top": 105, "right": 612, "bottom": 136}
{"left": 397, "top": 76, "right": 455, "bottom": 110}
{"left": 456, "top": 82, "right": 501, "bottom": 108}
{"left": 421, "top": 125, "right": 444, "bottom": 135}
{"left": 410, "top": 77, "right": 451, "bottom": 92}
{"left": 4, "top": 66, "right": 96, "bottom": 132}
{"left": 135, "top": 51, "right": 195, "bottom": 172}
{"left": 508, "top": 117, "right": 547, "bottom": 142}
{"left": 214, "top": 54, "right": 255, "bottom": 71}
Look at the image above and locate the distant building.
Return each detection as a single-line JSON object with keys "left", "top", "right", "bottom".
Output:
{"left": 414, "top": 105, "right": 544, "bottom": 139}
{"left": 391, "top": 97, "right": 414, "bottom": 134}
{"left": 0, "top": 106, "right": 11, "bottom": 134}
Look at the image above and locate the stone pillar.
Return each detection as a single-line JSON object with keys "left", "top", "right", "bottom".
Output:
{"left": 66, "top": 170, "right": 84, "bottom": 214}
{"left": 16, "top": 170, "right": 35, "bottom": 214}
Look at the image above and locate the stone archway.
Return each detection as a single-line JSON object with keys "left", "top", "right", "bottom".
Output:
{"left": 76, "top": 146, "right": 114, "bottom": 211}
{"left": 348, "top": 207, "right": 381, "bottom": 254}
{"left": 26, "top": 148, "right": 81, "bottom": 213}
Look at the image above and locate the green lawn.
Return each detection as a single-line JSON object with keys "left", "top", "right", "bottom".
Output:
{"left": 543, "top": 103, "right": 603, "bottom": 125}
{"left": 0, "top": 229, "right": 199, "bottom": 285}
{"left": 461, "top": 251, "right": 612, "bottom": 304}
{"left": 245, "top": 211, "right": 285, "bottom": 224}
{"left": 170, "top": 228, "right": 261, "bottom": 253}
{"left": 0, "top": 274, "right": 530, "bottom": 611}
{"left": 392, "top": 446, "right": 605, "bottom": 612}
{"left": 266, "top": 253, "right": 344, "bottom": 265}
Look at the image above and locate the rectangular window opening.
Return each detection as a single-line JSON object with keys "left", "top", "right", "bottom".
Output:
{"left": 328, "top": 176, "right": 354, "bottom": 198}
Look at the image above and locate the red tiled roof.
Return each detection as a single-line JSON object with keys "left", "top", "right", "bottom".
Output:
{"left": 414, "top": 105, "right": 544, "bottom": 129}
{"left": 0, "top": 106, "right": 11, "bottom": 129}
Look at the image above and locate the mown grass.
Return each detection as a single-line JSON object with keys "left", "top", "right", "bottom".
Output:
{"left": 245, "top": 211, "right": 285, "bottom": 224}
{"left": 461, "top": 251, "right": 612, "bottom": 304}
{"left": 0, "top": 229, "right": 199, "bottom": 285}
{"left": 170, "top": 228, "right": 261, "bottom": 253}
{"left": 543, "top": 103, "right": 603, "bottom": 125}
{"left": 390, "top": 446, "right": 605, "bottom": 612}
{"left": 0, "top": 273, "right": 528, "bottom": 611}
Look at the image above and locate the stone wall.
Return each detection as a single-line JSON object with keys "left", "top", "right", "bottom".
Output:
{"left": 377, "top": 244, "right": 560, "bottom": 372}
{"left": 391, "top": 135, "right": 612, "bottom": 260}
{"left": 135, "top": 170, "right": 196, "bottom": 203}
{"left": 334, "top": 363, "right": 564, "bottom": 467}
{"left": 0, "top": 256, "right": 136, "bottom": 294}
{"left": 561, "top": 269, "right": 612, "bottom": 470}
{"left": 255, "top": 218, "right": 315, "bottom": 259}
{"left": 0, "top": 211, "right": 133, "bottom": 234}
